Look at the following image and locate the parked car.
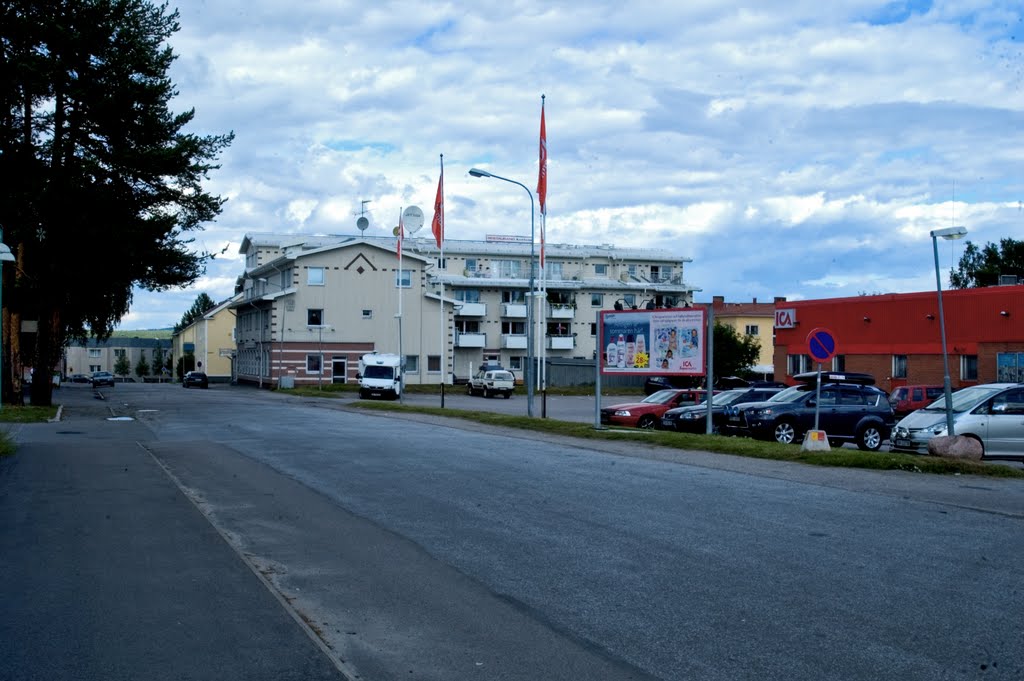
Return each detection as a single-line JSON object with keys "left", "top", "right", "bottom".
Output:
{"left": 601, "top": 388, "right": 709, "bottom": 429}
{"left": 722, "top": 374, "right": 894, "bottom": 450}
{"left": 90, "top": 371, "right": 115, "bottom": 387}
{"left": 889, "top": 385, "right": 946, "bottom": 417}
{"left": 661, "top": 386, "right": 785, "bottom": 433}
{"left": 890, "top": 383, "right": 1024, "bottom": 459}
{"left": 466, "top": 368, "right": 515, "bottom": 398}
{"left": 69, "top": 373, "right": 90, "bottom": 384}
{"left": 182, "top": 371, "right": 209, "bottom": 389}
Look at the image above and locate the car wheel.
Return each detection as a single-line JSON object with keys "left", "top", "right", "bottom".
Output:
{"left": 773, "top": 420, "right": 797, "bottom": 445}
{"left": 503, "top": 392, "right": 511, "bottom": 399}
{"left": 637, "top": 415, "right": 657, "bottom": 429}
{"left": 483, "top": 387, "right": 490, "bottom": 398}
{"left": 857, "top": 425, "right": 883, "bottom": 451}
{"left": 466, "top": 384, "right": 473, "bottom": 396}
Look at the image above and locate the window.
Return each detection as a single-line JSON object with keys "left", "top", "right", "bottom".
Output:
{"left": 787, "top": 354, "right": 811, "bottom": 375}
{"left": 89, "top": 349, "right": 101, "bottom": 358}
{"left": 436, "top": 257, "right": 446, "bottom": 269}
{"left": 832, "top": 355, "right": 846, "bottom": 372}
{"left": 306, "top": 354, "right": 322, "bottom": 374}
{"left": 307, "top": 309, "right": 323, "bottom": 326}
{"left": 493, "top": 260, "right": 522, "bottom": 278}
{"left": 590, "top": 322, "right": 597, "bottom": 336}
{"left": 623, "top": 294, "right": 636, "bottom": 308}
{"left": 405, "top": 355, "right": 419, "bottom": 373}
{"left": 455, "top": 289, "right": 480, "bottom": 303}
{"left": 508, "top": 356, "right": 523, "bottom": 371}
{"left": 591, "top": 293, "right": 603, "bottom": 307}
{"left": 465, "top": 258, "right": 477, "bottom": 273}
{"left": 892, "top": 355, "right": 908, "bottom": 379}
{"left": 427, "top": 355, "right": 441, "bottom": 372}
{"left": 745, "top": 324, "right": 759, "bottom": 336}
{"left": 594, "top": 263, "right": 607, "bottom": 276}
{"left": 362, "top": 309, "right": 372, "bottom": 319}
{"left": 89, "top": 365, "right": 101, "bottom": 373}
{"left": 547, "top": 262, "right": 563, "bottom": 279}
{"left": 627, "top": 264, "right": 637, "bottom": 277}
{"left": 501, "top": 321, "right": 526, "bottom": 334}
{"left": 395, "top": 269, "right": 412, "bottom": 288}
{"left": 502, "top": 290, "right": 525, "bottom": 303}
{"left": 307, "top": 267, "right": 325, "bottom": 286}
{"left": 650, "top": 265, "right": 673, "bottom": 282}
{"left": 961, "top": 355, "right": 978, "bottom": 381}
{"left": 114, "top": 349, "right": 126, "bottom": 357}
{"left": 456, "top": 320, "right": 481, "bottom": 333}
{"left": 991, "top": 389, "right": 1024, "bottom": 415}
{"left": 996, "top": 352, "right": 1024, "bottom": 382}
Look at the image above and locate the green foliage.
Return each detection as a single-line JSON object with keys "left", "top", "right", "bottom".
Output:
{"left": 713, "top": 322, "right": 761, "bottom": 379}
{"left": 175, "top": 293, "right": 218, "bottom": 332}
{"left": 175, "top": 353, "right": 195, "bottom": 379}
{"left": 950, "top": 238, "right": 1024, "bottom": 288}
{"left": 0, "top": 1, "right": 233, "bottom": 406}
{"left": 134, "top": 355, "right": 150, "bottom": 378}
{"left": 114, "top": 353, "right": 131, "bottom": 378}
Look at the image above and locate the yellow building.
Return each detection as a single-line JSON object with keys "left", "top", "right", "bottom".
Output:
{"left": 171, "top": 294, "right": 240, "bottom": 383}
{"left": 708, "top": 296, "right": 784, "bottom": 377}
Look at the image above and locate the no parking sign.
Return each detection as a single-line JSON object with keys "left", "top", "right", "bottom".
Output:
{"left": 806, "top": 328, "right": 837, "bottom": 364}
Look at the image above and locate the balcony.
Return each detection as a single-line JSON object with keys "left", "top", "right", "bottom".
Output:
{"left": 501, "top": 334, "right": 528, "bottom": 349}
{"left": 455, "top": 302, "right": 486, "bottom": 317}
{"left": 547, "top": 304, "right": 575, "bottom": 319}
{"left": 546, "top": 335, "right": 575, "bottom": 350}
{"left": 455, "top": 332, "right": 486, "bottom": 348}
{"left": 502, "top": 302, "right": 527, "bottom": 318}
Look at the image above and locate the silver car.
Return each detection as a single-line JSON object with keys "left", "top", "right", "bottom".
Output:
{"left": 890, "top": 383, "right": 1024, "bottom": 459}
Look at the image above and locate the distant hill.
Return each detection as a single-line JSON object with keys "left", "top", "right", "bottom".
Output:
{"left": 110, "top": 329, "right": 173, "bottom": 339}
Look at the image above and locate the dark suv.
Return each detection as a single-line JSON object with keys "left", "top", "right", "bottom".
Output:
{"left": 722, "top": 373, "right": 895, "bottom": 450}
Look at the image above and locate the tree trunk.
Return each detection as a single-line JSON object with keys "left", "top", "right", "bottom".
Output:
{"left": 29, "top": 307, "right": 61, "bottom": 407}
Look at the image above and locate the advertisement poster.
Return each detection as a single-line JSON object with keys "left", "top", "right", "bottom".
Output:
{"left": 599, "top": 308, "right": 706, "bottom": 376}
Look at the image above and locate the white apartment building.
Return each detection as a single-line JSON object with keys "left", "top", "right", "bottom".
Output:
{"left": 232, "top": 233, "right": 699, "bottom": 388}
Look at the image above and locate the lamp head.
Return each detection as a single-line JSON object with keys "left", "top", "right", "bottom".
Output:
{"left": 468, "top": 168, "right": 493, "bottom": 178}
{"left": 930, "top": 226, "right": 967, "bottom": 240}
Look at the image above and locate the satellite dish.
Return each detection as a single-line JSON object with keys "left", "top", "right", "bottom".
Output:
{"left": 356, "top": 216, "right": 369, "bottom": 232}
{"left": 402, "top": 205, "right": 425, "bottom": 234}
{"left": 619, "top": 272, "right": 630, "bottom": 282}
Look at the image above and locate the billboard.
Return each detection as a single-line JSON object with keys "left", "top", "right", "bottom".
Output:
{"left": 599, "top": 308, "right": 707, "bottom": 376}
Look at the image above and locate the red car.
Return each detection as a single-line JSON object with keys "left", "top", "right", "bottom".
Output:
{"left": 600, "top": 389, "right": 710, "bottom": 429}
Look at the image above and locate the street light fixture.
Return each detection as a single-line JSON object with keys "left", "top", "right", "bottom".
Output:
{"left": 930, "top": 225, "right": 967, "bottom": 437}
{"left": 468, "top": 167, "right": 536, "bottom": 417}
{"left": 0, "top": 239, "right": 15, "bottom": 412}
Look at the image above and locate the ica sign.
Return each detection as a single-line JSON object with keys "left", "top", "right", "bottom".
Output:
{"left": 774, "top": 308, "right": 796, "bottom": 329}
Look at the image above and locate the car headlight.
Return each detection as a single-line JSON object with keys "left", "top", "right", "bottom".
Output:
{"left": 681, "top": 412, "right": 701, "bottom": 420}
{"left": 614, "top": 409, "right": 632, "bottom": 417}
{"left": 751, "top": 407, "right": 773, "bottom": 417}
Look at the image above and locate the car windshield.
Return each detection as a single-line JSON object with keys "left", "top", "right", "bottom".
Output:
{"left": 711, "top": 390, "right": 749, "bottom": 406}
{"left": 765, "top": 386, "right": 806, "bottom": 403}
{"left": 364, "top": 366, "right": 395, "bottom": 379}
{"left": 924, "top": 385, "right": 1007, "bottom": 413}
{"left": 889, "top": 388, "right": 907, "bottom": 401}
{"left": 643, "top": 390, "right": 686, "bottom": 405}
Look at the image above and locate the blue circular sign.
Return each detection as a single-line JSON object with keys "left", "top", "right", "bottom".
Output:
{"left": 806, "top": 327, "right": 837, "bottom": 363}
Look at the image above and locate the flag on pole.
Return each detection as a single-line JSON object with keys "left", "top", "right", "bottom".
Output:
{"left": 537, "top": 95, "right": 547, "bottom": 267}
{"left": 431, "top": 155, "right": 444, "bottom": 248}
{"left": 396, "top": 207, "right": 404, "bottom": 261}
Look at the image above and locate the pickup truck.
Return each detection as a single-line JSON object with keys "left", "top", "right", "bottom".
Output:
{"left": 466, "top": 368, "right": 515, "bottom": 399}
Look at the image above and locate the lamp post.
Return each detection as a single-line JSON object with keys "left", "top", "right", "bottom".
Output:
{"left": 468, "top": 167, "right": 536, "bottom": 417}
{"left": 930, "top": 225, "right": 967, "bottom": 437}
{"left": 312, "top": 324, "right": 332, "bottom": 391}
{"left": 0, "top": 235, "right": 15, "bottom": 411}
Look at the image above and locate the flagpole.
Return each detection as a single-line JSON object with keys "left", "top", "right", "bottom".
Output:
{"left": 397, "top": 206, "right": 404, "bottom": 404}
{"left": 432, "top": 155, "right": 446, "bottom": 407}
{"left": 537, "top": 94, "right": 548, "bottom": 417}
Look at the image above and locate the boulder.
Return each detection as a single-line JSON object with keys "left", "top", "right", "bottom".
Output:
{"left": 927, "top": 435, "right": 983, "bottom": 461}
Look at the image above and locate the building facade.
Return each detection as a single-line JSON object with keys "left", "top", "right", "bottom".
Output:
{"left": 772, "top": 286, "right": 1023, "bottom": 393}
{"left": 232, "top": 233, "right": 700, "bottom": 388}
{"left": 63, "top": 336, "right": 172, "bottom": 380}
{"left": 171, "top": 295, "right": 239, "bottom": 383}
{"left": 705, "top": 296, "right": 782, "bottom": 375}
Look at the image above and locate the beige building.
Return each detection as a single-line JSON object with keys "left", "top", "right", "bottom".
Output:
{"left": 171, "top": 294, "right": 240, "bottom": 383}
{"left": 233, "top": 233, "right": 701, "bottom": 388}
{"left": 63, "top": 337, "right": 172, "bottom": 380}
{"left": 705, "top": 296, "right": 782, "bottom": 376}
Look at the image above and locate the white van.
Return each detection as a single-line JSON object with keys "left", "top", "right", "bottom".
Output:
{"left": 466, "top": 368, "right": 515, "bottom": 399}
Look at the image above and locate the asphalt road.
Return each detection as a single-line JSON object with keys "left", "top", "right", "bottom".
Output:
{"left": 4, "top": 382, "right": 1023, "bottom": 680}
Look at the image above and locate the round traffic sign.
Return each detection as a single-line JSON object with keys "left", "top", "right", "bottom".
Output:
{"left": 806, "top": 327, "right": 837, "bottom": 363}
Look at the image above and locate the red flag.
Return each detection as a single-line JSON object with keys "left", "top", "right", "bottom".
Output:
{"left": 537, "top": 98, "right": 547, "bottom": 215}
{"left": 396, "top": 208, "right": 404, "bottom": 261}
{"left": 431, "top": 156, "right": 444, "bottom": 248}
{"left": 537, "top": 97, "right": 547, "bottom": 268}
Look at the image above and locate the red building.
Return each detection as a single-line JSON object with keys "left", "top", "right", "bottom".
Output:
{"left": 773, "top": 286, "right": 1023, "bottom": 393}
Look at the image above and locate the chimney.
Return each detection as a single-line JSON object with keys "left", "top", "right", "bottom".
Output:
{"left": 774, "top": 296, "right": 787, "bottom": 304}
{"left": 713, "top": 295, "right": 724, "bottom": 310}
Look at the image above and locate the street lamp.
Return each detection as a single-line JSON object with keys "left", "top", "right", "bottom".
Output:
{"left": 931, "top": 225, "right": 967, "bottom": 437}
{"left": 0, "top": 237, "right": 15, "bottom": 412}
{"left": 468, "top": 167, "right": 536, "bottom": 417}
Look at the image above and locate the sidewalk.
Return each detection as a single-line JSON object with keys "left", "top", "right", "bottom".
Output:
{"left": 0, "top": 409, "right": 344, "bottom": 681}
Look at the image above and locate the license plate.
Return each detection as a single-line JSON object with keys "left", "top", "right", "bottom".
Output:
{"left": 894, "top": 438, "right": 912, "bottom": 448}
{"left": 728, "top": 415, "right": 740, "bottom": 422}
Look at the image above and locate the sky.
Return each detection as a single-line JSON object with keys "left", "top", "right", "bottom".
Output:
{"left": 119, "top": 0, "right": 1023, "bottom": 330}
